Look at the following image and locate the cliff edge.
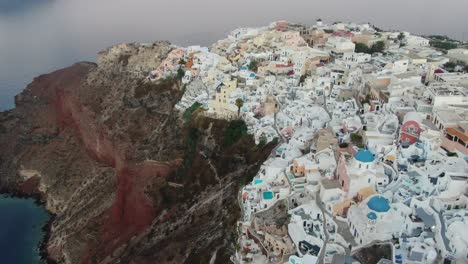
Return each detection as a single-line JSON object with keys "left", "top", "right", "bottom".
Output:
{"left": 0, "top": 42, "right": 273, "bottom": 264}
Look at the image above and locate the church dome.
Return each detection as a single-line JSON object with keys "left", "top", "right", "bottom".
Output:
{"left": 354, "top": 149, "right": 375, "bottom": 163}
{"left": 367, "top": 196, "right": 390, "bottom": 213}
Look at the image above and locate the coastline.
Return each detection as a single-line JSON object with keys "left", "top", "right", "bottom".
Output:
{"left": 0, "top": 186, "right": 56, "bottom": 264}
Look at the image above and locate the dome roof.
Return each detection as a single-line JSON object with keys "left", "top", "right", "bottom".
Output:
{"left": 367, "top": 196, "right": 390, "bottom": 213}
{"left": 354, "top": 149, "right": 375, "bottom": 163}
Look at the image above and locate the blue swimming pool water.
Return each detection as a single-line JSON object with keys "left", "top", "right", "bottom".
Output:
{"left": 263, "top": 191, "right": 273, "bottom": 200}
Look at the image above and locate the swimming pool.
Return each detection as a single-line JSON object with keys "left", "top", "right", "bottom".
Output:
{"left": 263, "top": 191, "right": 274, "bottom": 200}
{"left": 254, "top": 179, "right": 263, "bottom": 185}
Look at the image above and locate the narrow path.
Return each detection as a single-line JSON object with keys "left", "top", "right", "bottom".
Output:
{"left": 201, "top": 150, "right": 221, "bottom": 184}
{"left": 209, "top": 247, "right": 220, "bottom": 264}
{"left": 316, "top": 193, "right": 330, "bottom": 263}
{"left": 270, "top": 112, "right": 286, "bottom": 159}
{"left": 207, "top": 158, "right": 221, "bottom": 184}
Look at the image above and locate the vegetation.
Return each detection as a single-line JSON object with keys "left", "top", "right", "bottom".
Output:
{"left": 447, "top": 152, "right": 458, "bottom": 157}
{"left": 360, "top": 94, "right": 371, "bottom": 105}
{"left": 339, "top": 142, "right": 349, "bottom": 148}
{"left": 183, "top": 102, "right": 203, "bottom": 122}
{"left": 443, "top": 60, "right": 468, "bottom": 72}
{"left": 257, "top": 135, "right": 267, "bottom": 148}
{"left": 224, "top": 120, "right": 248, "bottom": 147}
{"left": 248, "top": 59, "right": 258, "bottom": 72}
{"left": 299, "top": 74, "right": 307, "bottom": 84}
{"left": 271, "top": 137, "right": 279, "bottom": 145}
{"left": 178, "top": 58, "right": 186, "bottom": 65}
{"left": 373, "top": 26, "right": 383, "bottom": 32}
{"left": 355, "top": 41, "right": 385, "bottom": 54}
{"left": 370, "top": 41, "right": 386, "bottom": 53}
{"left": 275, "top": 216, "right": 289, "bottom": 228}
{"left": 176, "top": 68, "right": 185, "bottom": 80}
{"left": 175, "top": 127, "right": 200, "bottom": 179}
{"left": 397, "top": 32, "right": 405, "bottom": 41}
{"left": 428, "top": 35, "right": 455, "bottom": 41}
{"left": 350, "top": 133, "right": 364, "bottom": 148}
{"left": 235, "top": 98, "right": 244, "bottom": 118}
{"left": 355, "top": 43, "right": 370, "bottom": 53}
{"left": 430, "top": 40, "right": 457, "bottom": 50}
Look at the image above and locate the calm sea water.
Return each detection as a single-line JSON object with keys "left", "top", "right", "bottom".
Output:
{"left": 0, "top": 195, "right": 50, "bottom": 264}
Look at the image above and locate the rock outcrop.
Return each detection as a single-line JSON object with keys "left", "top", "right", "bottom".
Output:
{"left": 0, "top": 42, "right": 273, "bottom": 264}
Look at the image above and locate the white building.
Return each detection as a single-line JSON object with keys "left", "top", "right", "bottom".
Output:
{"left": 348, "top": 195, "right": 411, "bottom": 245}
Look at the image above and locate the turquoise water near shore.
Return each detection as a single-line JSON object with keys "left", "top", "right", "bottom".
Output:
{"left": 0, "top": 195, "right": 50, "bottom": 264}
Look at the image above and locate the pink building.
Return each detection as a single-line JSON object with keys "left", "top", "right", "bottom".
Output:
{"left": 336, "top": 149, "right": 376, "bottom": 198}
{"left": 337, "top": 155, "right": 350, "bottom": 192}
{"left": 150, "top": 48, "right": 185, "bottom": 79}
{"left": 400, "top": 120, "right": 421, "bottom": 144}
{"left": 331, "top": 30, "right": 355, "bottom": 39}
{"left": 400, "top": 112, "right": 423, "bottom": 145}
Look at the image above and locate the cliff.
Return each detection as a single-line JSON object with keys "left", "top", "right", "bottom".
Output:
{"left": 0, "top": 42, "right": 273, "bottom": 264}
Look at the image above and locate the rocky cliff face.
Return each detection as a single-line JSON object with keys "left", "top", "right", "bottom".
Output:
{"left": 0, "top": 42, "right": 273, "bottom": 264}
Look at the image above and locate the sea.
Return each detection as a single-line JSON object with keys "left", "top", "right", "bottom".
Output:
{"left": 1, "top": 0, "right": 468, "bottom": 262}
{"left": 0, "top": 195, "right": 50, "bottom": 264}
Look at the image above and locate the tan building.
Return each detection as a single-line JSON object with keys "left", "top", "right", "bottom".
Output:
{"left": 352, "top": 32, "right": 384, "bottom": 47}
{"left": 263, "top": 95, "right": 279, "bottom": 116}
{"left": 356, "top": 186, "right": 377, "bottom": 202}
{"left": 302, "top": 29, "right": 330, "bottom": 47}
{"left": 333, "top": 199, "right": 354, "bottom": 217}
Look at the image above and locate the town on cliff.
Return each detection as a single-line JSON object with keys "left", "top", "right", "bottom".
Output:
{"left": 1, "top": 18, "right": 468, "bottom": 264}
{"left": 147, "top": 20, "right": 468, "bottom": 264}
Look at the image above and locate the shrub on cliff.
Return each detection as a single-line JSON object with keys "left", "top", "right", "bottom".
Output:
{"left": 183, "top": 102, "right": 203, "bottom": 122}
{"left": 176, "top": 68, "right": 185, "bottom": 80}
{"left": 224, "top": 120, "right": 248, "bottom": 147}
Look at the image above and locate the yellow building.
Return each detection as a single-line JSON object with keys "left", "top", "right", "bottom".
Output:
{"left": 209, "top": 79, "right": 238, "bottom": 118}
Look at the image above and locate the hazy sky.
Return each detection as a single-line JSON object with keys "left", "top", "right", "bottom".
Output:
{"left": 1, "top": 0, "right": 468, "bottom": 110}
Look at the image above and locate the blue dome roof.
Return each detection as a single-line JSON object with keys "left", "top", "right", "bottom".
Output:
{"left": 367, "top": 212, "right": 377, "bottom": 220}
{"left": 354, "top": 149, "right": 375, "bottom": 163}
{"left": 367, "top": 196, "right": 390, "bottom": 213}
